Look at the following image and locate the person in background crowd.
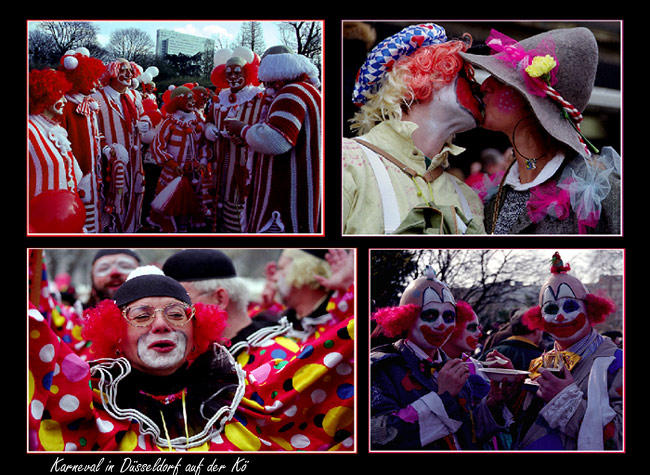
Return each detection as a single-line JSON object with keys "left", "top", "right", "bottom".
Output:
{"left": 162, "top": 249, "right": 277, "bottom": 345}
{"left": 204, "top": 47, "right": 266, "bottom": 232}
{"left": 93, "top": 58, "right": 150, "bottom": 232}
{"left": 29, "top": 69, "right": 83, "bottom": 202}
{"left": 85, "top": 249, "right": 141, "bottom": 309}
{"left": 487, "top": 308, "right": 544, "bottom": 371}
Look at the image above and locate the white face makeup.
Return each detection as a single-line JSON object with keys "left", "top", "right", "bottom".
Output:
{"left": 541, "top": 283, "right": 590, "bottom": 342}
{"left": 117, "top": 64, "right": 133, "bottom": 87}
{"left": 408, "top": 285, "right": 457, "bottom": 353}
{"left": 136, "top": 330, "right": 188, "bottom": 372}
{"left": 430, "top": 78, "right": 480, "bottom": 134}
{"left": 455, "top": 313, "right": 482, "bottom": 354}
{"left": 121, "top": 296, "right": 194, "bottom": 376}
{"left": 47, "top": 96, "right": 67, "bottom": 117}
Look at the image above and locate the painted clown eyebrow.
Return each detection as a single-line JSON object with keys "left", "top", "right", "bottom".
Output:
{"left": 542, "top": 282, "right": 577, "bottom": 305}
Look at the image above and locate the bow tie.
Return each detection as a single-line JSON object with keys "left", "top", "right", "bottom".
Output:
{"left": 528, "top": 349, "right": 581, "bottom": 379}
{"left": 419, "top": 358, "right": 444, "bottom": 376}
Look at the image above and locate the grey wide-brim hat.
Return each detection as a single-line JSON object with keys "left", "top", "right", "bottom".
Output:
{"left": 461, "top": 27, "right": 598, "bottom": 157}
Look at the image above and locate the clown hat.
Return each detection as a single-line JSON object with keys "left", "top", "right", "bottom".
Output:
{"left": 352, "top": 23, "right": 448, "bottom": 106}
{"left": 461, "top": 27, "right": 598, "bottom": 156}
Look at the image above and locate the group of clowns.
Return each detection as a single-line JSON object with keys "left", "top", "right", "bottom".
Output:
{"left": 28, "top": 44, "right": 321, "bottom": 234}
{"left": 371, "top": 251, "right": 622, "bottom": 451}
{"left": 28, "top": 248, "right": 354, "bottom": 451}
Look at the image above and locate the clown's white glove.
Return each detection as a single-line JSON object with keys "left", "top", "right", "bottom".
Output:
{"left": 204, "top": 123, "right": 219, "bottom": 142}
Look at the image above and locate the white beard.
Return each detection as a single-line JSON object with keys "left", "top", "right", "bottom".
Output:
{"left": 136, "top": 331, "right": 188, "bottom": 371}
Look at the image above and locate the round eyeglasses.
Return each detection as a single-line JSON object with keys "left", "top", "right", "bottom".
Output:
{"left": 122, "top": 303, "right": 195, "bottom": 328}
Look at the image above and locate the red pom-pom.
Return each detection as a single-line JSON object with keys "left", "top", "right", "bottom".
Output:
{"left": 188, "top": 302, "right": 228, "bottom": 360}
{"left": 372, "top": 303, "right": 420, "bottom": 338}
{"left": 522, "top": 306, "right": 544, "bottom": 331}
{"left": 82, "top": 299, "right": 126, "bottom": 358}
{"left": 30, "top": 190, "right": 86, "bottom": 233}
{"left": 585, "top": 293, "right": 616, "bottom": 325}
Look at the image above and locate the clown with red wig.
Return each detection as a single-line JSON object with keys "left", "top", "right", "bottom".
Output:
{"left": 92, "top": 58, "right": 150, "bottom": 233}
{"left": 490, "top": 252, "right": 622, "bottom": 451}
{"left": 201, "top": 47, "right": 266, "bottom": 232}
{"left": 58, "top": 47, "right": 106, "bottom": 233}
{"left": 29, "top": 262, "right": 356, "bottom": 451}
{"left": 223, "top": 45, "right": 322, "bottom": 234}
{"left": 28, "top": 69, "right": 84, "bottom": 220}
{"left": 343, "top": 23, "right": 485, "bottom": 235}
{"left": 371, "top": 266, "right": 513, "bottom": 450}
{"left": 30, "top": 268, "right": 283, "bottom": 450}
{"left": 148, "top": 85, "right": 207, "bottom": 232}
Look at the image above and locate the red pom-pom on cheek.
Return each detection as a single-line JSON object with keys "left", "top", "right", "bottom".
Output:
{"left": 188, "top": 302, "right": 228, "bottom": 360}
{"left": 81, "top": 299, "right": 127, "bottom": 358}
{"left": 522, "top": 306, "right": 544, "bottom": 331}
{"left": 372, "top": 303, "right": 421, "bottom": 338}
{"left": 585, "top": 293, "right": 616, "bottom": 325}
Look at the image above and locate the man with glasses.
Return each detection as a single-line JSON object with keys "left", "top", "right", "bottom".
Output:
{"left": 84, "top": 249, "right": 141, "bottom": 309}
{"left": 29, "top": 267, "right": 298, "bottom": 451}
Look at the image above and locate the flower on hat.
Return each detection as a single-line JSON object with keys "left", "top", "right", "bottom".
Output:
{"left": 525, "top": 54, "right": 557, "bottom": 78}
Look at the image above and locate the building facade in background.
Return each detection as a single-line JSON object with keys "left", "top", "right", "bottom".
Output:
{"left": 156, "top": 29, "right": 215, "bottom": 57}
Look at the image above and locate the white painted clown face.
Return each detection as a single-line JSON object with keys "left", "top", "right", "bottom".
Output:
{"left": 408, "top": 286, "right": 457, "bottom": 354}
{"left": 46, "top": 95, "right": 67, "bottom": 118}
{"left": 225, "top": 63, "right": 246, "bottom": 92}
{"left": 452, "top": 311, "right": 482, "bottom": 355}
{"left": 115, "top": 62, "right": 134, "bottom": 88}
{"left": 541, "top": 283, "right": 590, "bottom": 346}
{"left": 120, "top": 296, "right": 194, "bottom": 376}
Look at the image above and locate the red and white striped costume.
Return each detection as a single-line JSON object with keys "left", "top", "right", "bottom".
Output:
{"left": 242, "top": 81, "right": 322, "bottom": 233}
{"left": 92, "top": 86, "right": 146, "bottom": 233}
{"left": 61, "top": 93, "right": 103, "bottom": 232}
{"left": 206, "top": 85, "right": 267, "bottom": 232}
{"left": 149, "top": 109, "right": 205, "bottom": 231}
{"left": 28, "top": 114, "right": 82, "bottom": 199}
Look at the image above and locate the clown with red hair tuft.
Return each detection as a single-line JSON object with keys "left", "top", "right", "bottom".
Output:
{"left": 91, "top": 58, "right": 150, "bottom": 232}
{"left": 202, "top": 47, "right": 266, "bottom": 232}
{"left": 58, "top": 48, "right": 106, "bottom": 233}
{"left": 28, "top": 68, "right": 85, "bottom": 226}
{"left": 371, "top": 265, "right": 514, "bottom": 450}
{"left": 29, "top": 266, "right": 294, "bottom": 451}
{"left": 483, "top": 252, "right": 623, "bottom": 451}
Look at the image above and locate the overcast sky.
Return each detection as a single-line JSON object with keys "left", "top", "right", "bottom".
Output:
{"left": 28, "top": 20, "right": 285, "bottom": 50}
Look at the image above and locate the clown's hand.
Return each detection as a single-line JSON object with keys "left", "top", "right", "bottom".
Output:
{"left": 110, "top": 143, "right": 129, "bottom": 163}
{"left": 483, "top": 350, "right": 515, "bottom": 370}
{"left": 204, "top": 123, "right": 219, "bottom": 142}
{"left": 136, "top": 119, "right": 150, "bottom": 134}
{"left": 224, "top": 119, "right": 245, "bottom": 138}
{"left": 536, "top": 365, "right": 575, "bottom": 403}
{"left": 314, "top": 250, "right": 354, "bottom": 292}
{"left": 437, "top": 359, "right": 470, "bottom": 397}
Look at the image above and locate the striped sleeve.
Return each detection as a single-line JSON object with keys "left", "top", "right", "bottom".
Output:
{"left": 266, "top": 83, "right": 319, "bottom": 146}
